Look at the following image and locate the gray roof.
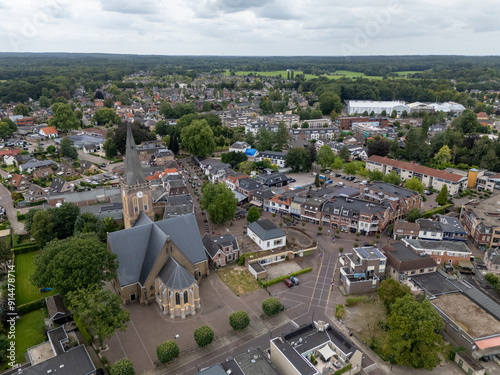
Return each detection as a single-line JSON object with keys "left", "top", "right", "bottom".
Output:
{"left": 22, "top": 345, "right": 95, "bottom": 375}
{"left": 21, "top": 159, "right": 54, "bottom": 170}
{"left": 50, "top": 187, "right": 121, "bottom": 203}
{"left": 50, "top": 177, "right": 68, "bottom": 192}
{"left": 163, "top": 204, "right": 194, "bottom": 219}
{"left": 416, "top": 219, "right": 443, "bottom": 232}
{"left": 108, "top": 213, "right": 206, "bottom": 287}
{"left": 437, "top": 215, "right": 467, "bottom": 234}
{"left": 79, "top": 202, "right": 123, "bottom": 220}
{"left": 404, "top": 238, "right": 471, "bottom": 253}
{"left": 195, "top": 364, "right": 227, "bottom": 375}
{"left": 322, "top": 196, "right": 391, "bottom": 220}
{"left": 248, "top": 219, "right": 286, "bottom": 240}
{"left": 238, "top": 178, "right": 262, "bottom": 191}
{"left": 202, "top": 233, "right": 238, "bottom": 259}
{"left": 258, "top": 150, "right": 287, "bottom": 159}
{"left": 256, "top": 172, "right": 289, "bottom": 186}
{"left": 158, "top": 257, "right": 196, "bottom": 290}
{"left": 367, "top": 181, "right": 419, "bottom": 198}
{"left": 124, "top": 123, "right": 147, "bottom": 186}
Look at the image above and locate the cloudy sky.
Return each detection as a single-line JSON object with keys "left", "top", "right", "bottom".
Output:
{"left": 0, "top": 0, "right": 498, "bottom": 56}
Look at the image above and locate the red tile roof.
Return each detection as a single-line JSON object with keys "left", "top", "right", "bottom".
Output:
{"left": 367, "top": 155, "right": 464, "bottom": 183}
{"left": 41, "top": 126, "right": 58, "bottom": 135}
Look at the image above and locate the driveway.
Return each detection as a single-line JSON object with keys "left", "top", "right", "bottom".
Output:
{"left": 0, "top": 183, "right": 23, "bottom": 234}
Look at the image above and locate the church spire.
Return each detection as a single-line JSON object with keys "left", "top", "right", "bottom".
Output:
{"left": 124, "top": 123, "right": 147, "bottom": 186}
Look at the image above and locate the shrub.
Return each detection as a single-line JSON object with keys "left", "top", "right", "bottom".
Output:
{"left": 339, "top": 247, "right": 344, "bottom": 253}
{"left": 335, "top": 305, "right": 345, "bottom": 319}
{"left": 262, "top": 297, "right": 281, "bottom": 316}
{"left": 333, "top": 363, "right": 352, "bottom": 375}
{"left": 375, "top": 234, "right": 380, "bottom": 239}
{"left": 448, "top": 346, "right": 466, "bottom": 361}
{"left": 262, "top": 268, "right": 313, "bottom": 287}
{"left": 156, "top": 340, "right": 179, "bottom": 364}
{"left": 17, "top": 298, "right": 46, "bottom": 314}
{"left": 110, "top": 359, "right": 135, "bottom": 375}
{"left": 310, "top": 353, "right": 318, "bottom": 365}
{"left": 229, "top": 311, "right": 250, "bottom": 331}
{"left": 13, "top": 243, "right": 40, "bottom": 254}
{"left": 345, "top": 296, "right": 367, "bottom": 307}
{"left": 194, "top": 325, "right": 214, "bottom": 347}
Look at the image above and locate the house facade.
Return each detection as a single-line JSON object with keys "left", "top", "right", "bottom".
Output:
{"left": 202, "top": 233, "right": 240, "bottom": 267}
{"left": 247, "top": 219, "right": 286, "bottom": 251}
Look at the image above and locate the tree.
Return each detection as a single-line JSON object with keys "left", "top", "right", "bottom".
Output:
{"left": 452, "top": 110, "right": 482, "bottom": 134}
{"left": 221, "top": 151, "right": 248, "bottom": 168}
{"left": 406, "top": 208, "right": 422, "bottom": 223}
{"left": 275, "top": 122, "right": 289, "bottom": 151}
{"left": 110, "top": 359, "right": 135, "bottom": 375}
{"left": 436, "top": 185, "right": 449, "bottom": 206}
{"left": 157, "top": 340, "right": 179, "bottom": 364}
{"left": 247, "top": 206, "right": 260, "bottom": 223}
{"left": 229, "top": 311, "right": 250, "bottom": 331}
{"left": 262, "top": 297, "right": 281, "bottom": 316}
{"left": 331, "top": 157, "right": 344, "bottom": 173}
{"left": 316, "top": 145, "right": 335, "bottom": 168}
{"left": 39, "top": 96, "right": 50, "bottom": 108}
{"left": 342, "top": 162, "right": 358, "bottom": 176}
{"left": 181, "top": 119, "right": 216, "bottom": 158}
{"left": 155, "top": 121, "right": 168, "bottom": 137}
{"left": 377, "top": 279, "right": 411, "bottom": 312}
{"left": 49, "top": 103, "right": 80, "bottom": 131}
{"left": 0, "top": 239, "right": 12, "bottom": 267}
{"left": 403, "top": 177, "right": 425, "bottom": 195}
{"left": 31, "top": 233, "right": 118, "bottom": 296}
{"left": 52, "top": 202, "right": 80, "bottom": 239}
{"left": 382, "top": 171, "right": 402, "bottom": 185}
{"left": 367, "top": 138, "right": 391, "bottom": 157}
{"left": 256, "top": 127, "right": 275, "bottom": 151}
{"left": 314, "top": 173, "right": 320, "bottom": 187}
{"left": 285, "top": 147, "right": 312, "bottom": 173}
{"left": 434, "top": 145, "right": 451, "bottom": 165}
{"left": 13, "top": 103, "right": 30, "bottom": 116}
{"left": 67, "top": 285, "right": 129, "bottom": 348}
{"left": 201, "top": 183, "right": 238, "bottom": 224}
{"left": 74, "top": 212, "right": 107, "bottom": 242}
{"left": 338, "top": 146, "right": 351, "bottom": 162}
{"left": 383, "top": 295, "right": 444, "bottom": 370}
{"left": 103, "top": 138, "right": 118, "bottom": 158}
{"left": 113, "top": 123, "right": 155, "bottom": 155}
{"left": 94, "top": 108, "right": 120, "bottom": 125}
{"left": 305, "top": 143, "right": 317, "bottom": 164}
{"left": 368, "top": 170, "right": 384, "bottom": 181}
{"left": 59, "top": 138, "right": 78, "bottom": 160}
{"left": 30, "top": 210, "right": 55, "bottom": 247}
{"left": 194, "top": 325, "right": 214, "bottom": 347}
{"left": 318, "top": 92, "right": 342, "bottom": 115}
{"left": 238, "top": 160, "right": 256, "bottom": 174}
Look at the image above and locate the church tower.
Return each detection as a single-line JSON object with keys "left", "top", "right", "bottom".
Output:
{"left": 121, "top": 124, "right": 154, "bottom": 229}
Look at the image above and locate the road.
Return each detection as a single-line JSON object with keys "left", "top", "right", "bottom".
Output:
{"left": 0, "top": 183, "right": 23, "bottom": 234}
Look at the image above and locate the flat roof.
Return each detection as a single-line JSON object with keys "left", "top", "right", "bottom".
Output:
{"left": 433, "top": 293, "right": 500, "bottom": 339}
{"left": 410, "top": 272, "right": 460, "bottom": 296}
{"left": 404, "top": 239, "right": 471, "bottom": 253}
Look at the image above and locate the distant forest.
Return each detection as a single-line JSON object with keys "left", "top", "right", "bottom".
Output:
{"left": 1, "top": 54, "right": 500, "bottom": 103}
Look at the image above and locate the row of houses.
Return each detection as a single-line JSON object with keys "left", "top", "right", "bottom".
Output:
{"left": 394, "top": 216, "right": 467, "bottom": 242}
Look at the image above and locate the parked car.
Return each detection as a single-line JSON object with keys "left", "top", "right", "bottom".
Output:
{"left": 197, "top": 182, "right": 201, "bottom": 187}
{"left": 337, "top": 182, "right": 345, "bottom": 186}
{"left": 289, "top": 178, "right": 296, "bottom": 183}
{"left": 284, "top": 278, "right": 294, "bottom": 287}
{"left": 364, "top": 242, "right": 371, "bottom": 246}
{"left": 425, "top": 190, "right": 432, "bottom": 195}
{"left": 353, "top": 179, "right": 359, "bottom": 183}
{"left": 290, "top": 276, "right": 299, "bottom": 285}
{"left": 336, "top": 174, "right": 342, "bottom": 177}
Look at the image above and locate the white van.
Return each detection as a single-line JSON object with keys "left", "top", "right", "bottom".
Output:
{"left": 337, "top": 182, "right": 345, "bottom": 186}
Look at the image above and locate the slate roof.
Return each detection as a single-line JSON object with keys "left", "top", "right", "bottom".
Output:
{"left": 50, "top": 177, "right": 68, "bottom": 193}
{"left": 124, "top": 123, "right": 147, "bottom": 186}
{"left": 45, "top": 295, "right": 70, "bottom": 321}
{"left": 248, "top": 219, "right": 286, "bottom": 241}
{"left": 256, "top": 172, "right": 289, "bottom": 186}
{"left": 367, "top": 181, "right": 419, "bottom": 198}
{"left": 238, "top": 178, "right": 262, "bottom": 191}
{"left": 21, "top": 159, "right": 54, "bottom": 170}
{"left": 202, "top": 233, "right": 239, "bottom": 258}
{"left": 258, "top": 150, "right": 287, "bottom": 160}
{"left": 195, "top": 364, "right": 227, "bottom": 375}
{"left": 158, "top": 257, "right": 196, "bottom": 290}
{"left": 404, "top": 238, "right": 471, "bottom": 253}
{"left": 416, "top": 219, "right": 443, "bottom": 232}
{"left": 23, "top": 345, "right": 95, "bottom": 375}
{"left": 108, "top": 213, "right": 206, "bottom": 287}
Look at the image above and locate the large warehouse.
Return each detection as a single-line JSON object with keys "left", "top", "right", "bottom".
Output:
{"left": 346, "top": 100, "right": 410, "bottom": 116}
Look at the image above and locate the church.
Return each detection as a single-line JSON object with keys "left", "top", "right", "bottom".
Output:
{"left": 108, "top": 124, "right": 208, "bottom": 318}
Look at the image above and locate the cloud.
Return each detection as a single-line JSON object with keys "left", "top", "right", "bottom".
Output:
{"left": 99, "top": 0, "right": 163, "bottom": 15}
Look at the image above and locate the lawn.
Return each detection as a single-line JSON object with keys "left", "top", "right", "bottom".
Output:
{"left": 217, "top": 265, "right": 261, "bottom": 295}
{"left": 394, "top": 70, "right": 422, "bottom": 76}
{"left": 15, "top": 251, "right": 56, "bottom": 306}
{"left": 14, "top": 309, "right": 46, "bottom": 364}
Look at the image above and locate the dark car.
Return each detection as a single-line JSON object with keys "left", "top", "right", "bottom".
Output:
{"left": 336, "top": 174, "right": 342, "bottom": 177}
{"left": 284, "top": 278, "right": 293, "bottom": 287}
{"left": 289, "top": 178, "right": 296, "bottom": 183}
{"left": 364, "top": 242, "right": 371, "bottom": 246}
{"left": 290, "top": 276, "right": 299, "bottom": 285}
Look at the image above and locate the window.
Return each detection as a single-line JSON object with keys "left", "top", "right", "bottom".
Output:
{"left": 428, "top": 268, "right": 434, "bottom": 272}
{"left": 130, "top": 293, "right": 136, "bottom": 302}
{"left": 134, "top": 206, "right": 138, "bottom": 213}
{"left": 420, "top": 269, "right": 424, "bottom": 273}
{"left": 175, "top": 292, "right": 180, "bottom": 305}
{"left": 184, "top": 291, "right": 188, "bottom": 304}
{"left": 144, "top": 204, "right": 148, "bottom": 211}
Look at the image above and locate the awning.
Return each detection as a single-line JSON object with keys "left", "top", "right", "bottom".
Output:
{"left": 458, "top": 260, "right": 474, "bottom": 269}
{"left": 232, "top": 190, "right": 247, "bottom": 203}
{"left": 317, "top": 344, "right": 335, "bottom": 361}
{"left": 249, "top": 200, "right": 263, "bottom": 207}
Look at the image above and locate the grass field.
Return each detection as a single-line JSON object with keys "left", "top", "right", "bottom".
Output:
{"left": 15, "top": 309, "right": 46, "bottom": 364}
{"left": 222, "top": 69, "right": 422, "bottom": 80}
{"left": 15, "top": 251, "right": 56, "bottom": 306}
{"left": 217, "top": 265, "right": 261, "bottom": 295}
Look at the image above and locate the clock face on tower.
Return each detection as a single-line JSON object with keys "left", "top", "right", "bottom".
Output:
{"left": 136, "top": 191, "right": 143, "bottom": 198}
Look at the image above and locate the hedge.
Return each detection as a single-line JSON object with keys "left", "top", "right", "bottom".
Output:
{"left": 345, "top": 296, "right": 367, "bottom": 307}
{"left": 17, "top": 298, "right": 46, "bottom": 315}
{"left": 262, "top": 267, "right": 313, "bottom": 287}
{"left": 333, "top": 363, "right": 352, "bottom": 375}
{"left": 13, "top": 244, "right": 40, "bottom": 254}
{"left": 422, "top": 203, "right": 453, "bottom": 218}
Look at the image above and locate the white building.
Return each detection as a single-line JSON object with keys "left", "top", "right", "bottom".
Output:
{"left": 346, "top": 100, "right": 410, "bottom": 116}
{"left": 247, "top": 219, "right": 286, "bottom": 251}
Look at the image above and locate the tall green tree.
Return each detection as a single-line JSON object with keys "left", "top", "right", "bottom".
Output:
{"left": 194, "top": 325, "right": 214, "bottom": 348}
{"left": 383, "top": 295, "right": 444, "bottom": 370}
{"left": 201, "top": 183, "right": 238, "bottom": 224}
{"left": 49, "top": 103, "right": 80, "bottom": 131}
{"left": 331, "top": 157, "right": 344, "bottom": 173}
{"left": 155, "top": 121, "right": 168, "bottom": 137}
{"left": 30, "top": 210, "right": 55, "bottom": 247}
{"left": 31, "top": 233, "right": 118, "bottom": 296}
{"left": 285, "top": 147, "right": 312, "bottom": 172}
{"left": 343, "top": 162, "right": 358, "bottom": 176}
{"left": 318, "top": 92, "right": 342, "bottom": 115}
{"left": 52, "top": 202, "right": 80, "bottom": 239}
{"left": 262, "top": 297, "right": 281, "bottom": 316}
{"left": 59, "top": 138, "right": 78, "bottom": 160}
{"left": 157, "top": 340, "right": 179, "bottom": 364}
{"left": 316, "top": 144, "right": 335, "bottom": 168}
{"left": 434, "top": 145, "right": 451, "bottom": 165}
{"left": 256, "top": 127, "right": 275, "bottom": 151}
{"left": 406, "top": 208, "right": 422, "bottom": 223}
{"left": 229, "top": 311, "right": 250, "bottom": 331}
{"left": 247, "top": 206, "right": 260, "bottom": 223}
{"left": 180, "top": 119, "right": 216, "bottom": 158}
{"left": 377, "top": 279, "right": 411, "bottom": 312}
{"left": 94, "top": 108, "right": 120, "bottom": 125}
{"left": 382, "top": 171, "right": 402, "bottom": 185}
{"left": 13, "top": 103, "right": 30, "bottom": 116}
{"left": 67, "top": 284, "right": 130, "bottom": 348}
{"left": 435, "top": 185, "right": 449, "bottom": 206}
{"left": 74, "top": 212, "right": 107, "bottom": 242}
{"left": 103, "top": 138, "right": 118, "bottom": 158}
{"left": 338, "top": 146, "right": 351, "bottom": 162}
{"left": 275, "top": 122, "right": 289, "bottom": 151}
{"left": 403, "top": 177, "right": 425, "bottom": 194}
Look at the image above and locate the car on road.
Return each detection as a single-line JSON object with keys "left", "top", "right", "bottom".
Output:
{"left": 85, "top": 179, "right": 91, "bottom": 183}
{"left": 364, "top": 242, "right": 371, "bottom": 246}
{"left": 284, "top": 278, "right": 294, "bottom": 287}
{"left": 290, "top": 276, "right": 299, "bottom": 285}
{"left": 288, "top": 178, "right": 296, "bottom": 183}
{"left": 197, "top": 182, "right": 201, "bottom": 187}
{"left": 336, "top": 174, "right": 342, "bottom": 177}
{"left": 337, "top": 182, "right": 345, "bottom": 186}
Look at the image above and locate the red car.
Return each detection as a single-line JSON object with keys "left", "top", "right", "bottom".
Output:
{"left": 284, "top": 278, "right": 293, "bottom": 287}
